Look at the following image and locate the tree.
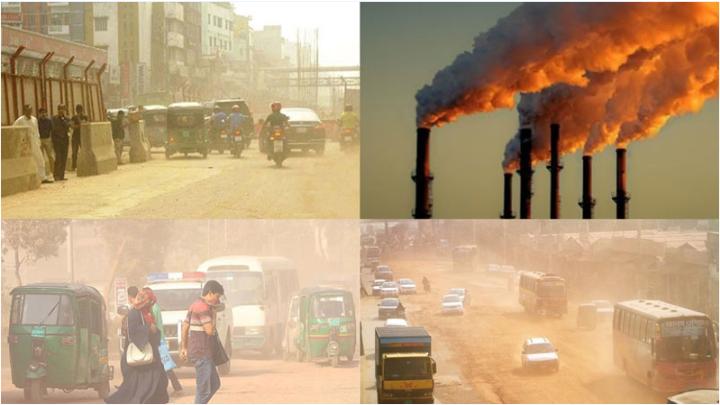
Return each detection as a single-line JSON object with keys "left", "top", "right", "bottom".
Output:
{"left": 2, "top": 220, "right": 68, "bottom": 286}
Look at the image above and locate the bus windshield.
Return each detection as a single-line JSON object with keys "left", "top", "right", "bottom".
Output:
{"left": 657, "top": 319, "right": 716, "bottom": 362}
{"left": 385, "top": 357, "right": 432, "bottom": 380}
{"left": 538, "top": 281, "right": 565, "bottom": 297}
{"left": 208, "top": 269, "right": 263, "bottom": 306}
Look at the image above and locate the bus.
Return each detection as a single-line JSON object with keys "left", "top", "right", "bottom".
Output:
{"left": 518, "top": 272, "right": 567, "bottom": 316}
{"left": 196, "top": 256, "right": 299, "bottom": 356}
{"left": 613, "top": 300, "right": 718, "bottom": 393}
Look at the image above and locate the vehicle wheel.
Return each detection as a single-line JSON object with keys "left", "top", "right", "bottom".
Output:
{"left": 301, "top": 147, "right": 309, "bottom": 154}
{"left": 165, "top": 150, "right": 171, "bottom": 159}
{"left": 218, "top": 147, "right": 224, "bottom": 154}
{"left": 24, "top": 379, "right": 43, "bottom": 403}
{"left": 331, "top": 354, "right": 339, "bottom": 368}
{"left": 184, "top": 152, "right": 188, "bottom": 158}
{"left": 345, "top": 349, "right": 354, "bottom": 362}
{"left": 274, "top": 157, "right": 284, "bottom": 167}
{"left": 296, "top": 347, "right": 304, "bottom": 362}
{"left": 96, "top": 381, "right": 110, "bottom": 399}
{"left": 315, "top": 146, "right": 325, "bottom": 156}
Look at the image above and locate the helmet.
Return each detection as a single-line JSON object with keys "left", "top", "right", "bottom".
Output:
{"left": 232, "top": 105, "right": 241, "bottom": 112}
{"left": 344, "top": 105, "right": 353, "bottom": 112}
{"left": 271, "top": 102, "right": 282, "bottom": 112}
{"left": 214, "top": 106, "right": 221, "bottom": 112}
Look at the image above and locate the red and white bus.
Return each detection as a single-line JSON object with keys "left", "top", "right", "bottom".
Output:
{"left": 613, "top": 300, "right": 718, "bottom": 393}
{"left": 518, "top": 272, "right": 567, "bottom": 316}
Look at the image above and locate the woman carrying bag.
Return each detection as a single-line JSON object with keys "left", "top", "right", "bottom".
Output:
{"left": 106, "top": 291, "right": 169, "bottom": 404}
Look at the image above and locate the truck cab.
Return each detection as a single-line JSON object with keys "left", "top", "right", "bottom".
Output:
{"left": 375, "top": 326, "right": 436, "bottom": 404}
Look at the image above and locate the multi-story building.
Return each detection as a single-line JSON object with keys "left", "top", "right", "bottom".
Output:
{"left": 1, "top": 2, "right": 23, "bottom": 28}
{"left": 200, "top": 2, "right": 234, "bottom": 57}
{"left": 254, "top": 25, "right": 284, "bottom": 66}
{"left": 2, "top": 2, "right": 90, "bottom": 44}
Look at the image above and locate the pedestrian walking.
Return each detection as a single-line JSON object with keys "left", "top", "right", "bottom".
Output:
{"left": 179, "top": 280, "right": 225, "bottom": 404}
{"left": 51, "top": 105, "right": 71, "bottom": 181}
{"left": 120, "top": 286, "right": 140, "bottom": 381}
{"left": 141, "top": 286, "right": 183, "bottom": 395}
{"left": 111, "top": 111, "right": 128, "bottom": 164}
{"left": 37, "top": 108, "right": 55, "bottom": 181}
{"left": 106, "top": 289, "right": 169, "bottom": 404}
{"left": 71, "top": 104, "right": 88, "bottom": 171}
{"left": 13, "top": 104, "right": 52, "bottom": 184}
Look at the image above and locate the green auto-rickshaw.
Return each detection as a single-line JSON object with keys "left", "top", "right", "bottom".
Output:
{"left": 8, "top": 283, "right": 113, "bottom": 402}
{"left": 165, "top": 102, "right": 208, "bottom": 159}
{"left": 142, "top": 104, "right": 168, "bottom": 148}
{"left": 283, "top": 287, "right": 356, "bottom": 367}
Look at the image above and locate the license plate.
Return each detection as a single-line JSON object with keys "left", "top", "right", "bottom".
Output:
{"left": 344, "top": 135, "right": 353, "bottom": 141}
{"left": 273, "top": 141, "right": 283, "bottom": 153}
{"left": 296, "top": 127, "right": 307, "bottom": 133}
{"left": 234, "top": 136, "right": 242, "bottom": 142}
{"left": 221, "top": 134, "right": 227, "bottom": 139}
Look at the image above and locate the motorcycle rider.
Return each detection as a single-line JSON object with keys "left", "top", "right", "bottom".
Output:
{"left": 228, "top": 105, "right": 248, "bottom": 147}
{"left": 261, "top": 102, "right": 290, "bottom": 158}
{"left": 338, "top": 104, "right": 359, "bottom": 134}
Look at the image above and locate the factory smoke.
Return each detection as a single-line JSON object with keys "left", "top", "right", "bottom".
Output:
{"left": 413, "top": 3, "right": 718, "bottom": 171}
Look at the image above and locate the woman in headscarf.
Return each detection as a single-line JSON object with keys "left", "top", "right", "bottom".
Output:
{"left": 142, "top": 286, "right": 183, "bottom": 394}
{"left": 106, "top": 290, "right": 169, "bottom": 404}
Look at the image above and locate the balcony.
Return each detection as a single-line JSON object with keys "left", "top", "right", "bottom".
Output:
{"left": 165, "top": 2, "right": 184, "bottom": 21}
{"left": 47, "top": 24, "right": 70, "bottom": 35}
{"left": 167, "top": 32, "right": 185, "bottom": 49}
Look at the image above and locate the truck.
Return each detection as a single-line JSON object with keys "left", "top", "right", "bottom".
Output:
{"left": 375, "top": 326, "right": 436, "bottom": 404}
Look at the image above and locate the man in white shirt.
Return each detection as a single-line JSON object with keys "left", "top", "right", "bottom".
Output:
{"left": 13, "top": 104, "right": 52, "bottom": 184}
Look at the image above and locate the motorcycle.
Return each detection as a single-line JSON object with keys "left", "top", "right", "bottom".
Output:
{"left": 267, "top": 125, "right": 287, "bottom": 167}
{"left": 327, "top": 327, "right": 340, "bottom": 368}
{"left": 230, "top": 128, "right": 244, "bottom": 158}
{"left": 339, "top": 127, "right": 358, "bottom": 151}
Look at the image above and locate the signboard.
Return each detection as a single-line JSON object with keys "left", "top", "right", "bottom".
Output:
{"left": 661, "top": 319, "right": 708, "bottom": 337}
{"left": 114, "top": 277, "right": 128, "bottom": 309}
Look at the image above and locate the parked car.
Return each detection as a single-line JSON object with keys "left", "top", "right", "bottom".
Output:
{"left": 448, "top": 288, "right": 470, "bottom": 305}
{"left": 441, "top": 294, "right": 464, "bottom": 315}
{"left": 282, "top": 107, "right": 326, "bottom": 155}
{"left": 375, "top": 265, "right": 394, "bottom": 281}
{"left": 591, "top": 299, "right": 614, "bottom": 318}
{"left": 371, "top": 279, "right": 385, "bottom": 296}
{"left": 378, "top": 298, "right": 404, "bottom": 320}
{"left": 380, "top": 281, "right": 399, "bottom": 298}
{"left": 521, "top": 337, "right": 559, "bottom": 372}
{"left": 397, "top": 278, "right": 417, "bottom": 295}
{"left": 384, "top": 318, "right": 408, "bottom": 327}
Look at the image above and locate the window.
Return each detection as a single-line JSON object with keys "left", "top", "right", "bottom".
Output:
{"left": 94, "top": 17, "right": 108, "bottom": 32}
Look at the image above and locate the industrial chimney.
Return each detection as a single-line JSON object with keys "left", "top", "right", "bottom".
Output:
{"left": 412, "top": 127, "right": 433, "bottom": 219}
{"left": 546, "top": 123, "right": 562, "bottom": 219}
{"left": 500, "top": 172, "right": 515, "bottom": 219}
{"left": 518, "top": 127, "right": 533, "bottom": 219}
{"left": 612, "top": 147, "right": 630, "bottom": 219}
{"left": 578, "top": 155, "right": 596, "bottom": 219}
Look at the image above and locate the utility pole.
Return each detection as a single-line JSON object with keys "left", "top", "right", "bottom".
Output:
{"left": 67, "top": 221, "right": 75, "bottom": 282}
{"left": 315, "top": 28, "right": 319, "bottom": 109}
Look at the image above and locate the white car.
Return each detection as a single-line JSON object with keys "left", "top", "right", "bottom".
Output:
{"left": 447, "top": 288, "right": 470, "bottom": 305}
{"left": 521, "top": 337, "right": 559, "bottom": 372}
{"left": 441, "top": 294, "right": 464, "bottom": 315}
{"left": 397, "top": 278, "right": 417, "bottom": 295}
{"left": 384, "top": 318, "right": 409, "bottom": 327}
{"left": 371, "top": 279, "right": 385, "bottom": 296}
{"left": 591, "top": 300, "right": 614, "bottom": 318}
{"left": 380, "top": 281, "right": 399, "bottom": 297}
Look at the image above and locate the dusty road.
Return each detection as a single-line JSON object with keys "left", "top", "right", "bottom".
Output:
{"left": 2, "top": 142, "right": 358, "bottom": 219}
{"left": 2, "top": 353, "right": 359, "bottom": 404}
{"left": 360, "top": 253, "right": 669, "bottom": 404}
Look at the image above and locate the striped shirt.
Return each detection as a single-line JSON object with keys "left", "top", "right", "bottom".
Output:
{"left": 185, "top": 298, "right": 213, "bottom": 360}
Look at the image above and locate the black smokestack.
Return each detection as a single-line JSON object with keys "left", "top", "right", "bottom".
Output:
{"left": 612, "top": 147, "right": 630, "bottom": 219}
{"left": 500, "top": 172, "right": 515, "bottom": 219}
{"left": 518, "top": 127, "right": 533, "bottom": 219}
{"left": 578, "top": 155, "right": 596, "bottom": 219}
{"left": 412, "top": 127, "right": 433, "bottom": 219}
{"left": 546, "top": 123, "right": 562, "bottom": 219}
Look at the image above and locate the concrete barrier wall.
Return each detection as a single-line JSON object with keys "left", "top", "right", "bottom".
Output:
{"left": 77, "top": 122, "right": 118, "bottom": 177}
{"left": 128, "top": 120, "right": 151, "bottom": 163}
{"left": 1, "top": 126, "right": 41, "bottom": 196}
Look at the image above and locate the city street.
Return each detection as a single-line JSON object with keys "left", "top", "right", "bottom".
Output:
{"left": 2, "top": 353, "right": 359, "bottom": 403}
{"left": 359, "top": 253, "right": 668, "bottom": 404}
{"left": 2, "top": 143, "right": 358, "bottom": 219}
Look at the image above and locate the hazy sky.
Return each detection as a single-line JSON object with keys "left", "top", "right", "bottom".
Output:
{"left": 361, "top": 3, "right": 718, "bottom": 219}
{"left": 232, "top": 2, "right": 359, "bottom": 66}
